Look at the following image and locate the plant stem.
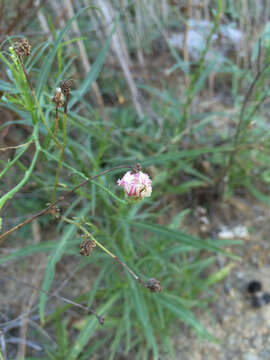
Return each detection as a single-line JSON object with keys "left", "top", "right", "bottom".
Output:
{"left": 2, "top": 273, "right": 103, "bottom": 324}
{"left": 51, "top": 112, "right": 67, "bottom": 201}
{"left": 18, "top": 55, "right": 61, "bottom": 149}
{"left": 0, "top": 127, "right": 40, "bottom": 211}
{"left": 0, "top": 164, "right": 129, "bottom": 242}
{"left": 217, "top": 60, "right": 270, "bottom": 185}
{"left": 62, "top": 216, "right": 145, "bottom": 287}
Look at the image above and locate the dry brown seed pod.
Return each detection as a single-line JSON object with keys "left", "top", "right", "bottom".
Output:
{"left": 80, "top": 239, "right": 96, "bottom": 256}
{"left": 14, "top": 39, "right": 31, "bottom": 56}
{"left": 146, "top": 278, "right": 162, "bottom": 293}
{"left": 59, "top": 79, "right": 74, "bottom": 96}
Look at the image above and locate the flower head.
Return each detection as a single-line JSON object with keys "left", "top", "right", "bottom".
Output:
{"left": 117, "top": 170, "right": 152, "bottom": 199}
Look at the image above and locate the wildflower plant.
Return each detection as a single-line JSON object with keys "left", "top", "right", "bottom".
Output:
{"left": 0, "top": 9, "right": 240, "bottom": 360}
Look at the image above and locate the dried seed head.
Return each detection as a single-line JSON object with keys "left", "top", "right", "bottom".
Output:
{"left": 52, "top": 87, "right": 65, "bottom": 107}
{"left": 14, "top": 39, "right": 31, "bottom": 56}
{"left": 131, "top": 163, "right": 142, "bottom": 174}
{"left": 59, "top": 79, "right": 73, "bottom": 96}
{"left": 80, "top": 239, "right": 96, "bottom": 256}
{"left": 146, "top": 278, "right": 162, "bottom": 293}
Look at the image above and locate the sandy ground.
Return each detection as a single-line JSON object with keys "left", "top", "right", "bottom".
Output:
{"left": 170, "top": 197, "right": 270, "bottom": 360}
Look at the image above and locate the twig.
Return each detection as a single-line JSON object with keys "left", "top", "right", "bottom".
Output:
{"left": 0, "top": 263, "right": 91, "bottom": 331}
{"left": 0, "top": 164, "right": 129, "bottom": 242}
{"left": 5, "top": 337, "right": 42, "bottom": 351}
{"left": 17, "top": 221, "right": 43, "bottom": 359}
{"left": 228, "top": 61, "right": 270, "bottom": 168}
{"left": 0, "top": 141, "right": 32, "bottom": 152}
{"left": 2, "top": 273, "right": 104, "bottom": 325}
{"left": 62, "top": 216, "right": 145, "bottom": 288}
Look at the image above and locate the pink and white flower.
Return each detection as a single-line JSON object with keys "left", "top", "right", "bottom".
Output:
{"left": 117, "top": 171, "right": 152, "bottom": 199}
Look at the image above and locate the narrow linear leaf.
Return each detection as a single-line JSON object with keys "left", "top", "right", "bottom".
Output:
{"left": 128, "top": 221, "right": 239, "bottom": 259}
{"left": 129, "top": 280, "right": 159, "bottom": 360}
{"left": 69, "top": 293, "right": 120, "bottom": 360}
{"left": 0, "top": 240, "right": 79, "bottom": 265}
{"left": 36, "top": 7, "right": 88, "bottom": 99}
{"left": 158, "top": 295, "right": 214, "bottom": 341}
{"left": 69, "top": 18, "right": 118, "bottom": 109}
{"left": 39, "top": 223, "right": 78, "bottom": 323}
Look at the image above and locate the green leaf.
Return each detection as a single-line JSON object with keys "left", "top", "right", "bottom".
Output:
{"left": 205, "top": 263, "right": 234, "bottom": 287}
{"left": 141, "top": 146, "right": 233, "bottom": 166}
{"left": 129, "top": 280, "right": 159, "bottom": 359}
{"left": 128, "top": 221, "right": 239, "bottom": 259}
{"left": 0, "top": 79, "right": 18, "bottom": 93}
{"left": 109, "top": 319, "right": 126, "bottom": 360}
{"left": 69, "top": 18, "right": 118, "bottom": 109}
{"left": 36, "top": 7, "right": 88, "bottom": 99}
{"left": 245, "top": 180, "right": 270, "bottom": 205}
{"left": 69, "top": 293, "right": 120, "bottom": 360}
{"left": 39, "top": 223, "right": 78, "bottom": 323}
{"left": 158, "top": 295, "right": 214, "bottom": 340}
{"left": 0, "top": 240, "right": 79, "bottom": 265}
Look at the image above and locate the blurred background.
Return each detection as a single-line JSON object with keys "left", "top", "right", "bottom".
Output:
{"left": 1, "top": 0, "right": 270, "bottom": 359}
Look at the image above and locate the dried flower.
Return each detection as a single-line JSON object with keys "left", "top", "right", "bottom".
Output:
{"left": 14, "top": 39, "right": 31, "bottom": 56}
{"left": 59, "top": 79, "right": 73, "bottom": 96}
{"left": 146, "top": 278, "right": 162, "bottom": 293}
{"left": 51, "top": 87, "right": 65, "bottom": 107}
{"left": 80, "top": 239, "right": 96, "bottom": 256}
{"left": 117, "top": 170, "right": 152, "bottom": 199}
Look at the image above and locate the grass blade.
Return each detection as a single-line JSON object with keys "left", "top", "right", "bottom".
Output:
{"left": 128, "top": 221, "right": 239, "bottom": 259}
{"left": 68, "top": 18, "right": 118, "bottom": 109}
{"left": 69, "top": 293, "right": 120, "bottom": 360}
{"left": 36, "top": 7, "right": 88, "bottom": 99}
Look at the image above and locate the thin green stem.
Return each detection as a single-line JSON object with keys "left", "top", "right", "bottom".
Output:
{"left": 51, "top": 112, "right": 67, "bottom": 201}
{"left": 0, "top": 164, "right": 129, "bottom": 241}
{"left": 62, "top": 217, "right": 115, "bottom": 258}
{"left": 0, "top": 138, "right": 33, "bottom": 179}
{"left": 62, "top": 216, "right": 144, "bottom": 285}
{"left": 18, "top": 56, "right": 61, "bottom": 149}
{"left": 0, "top": 127, "right": 40, "bottom": 211}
